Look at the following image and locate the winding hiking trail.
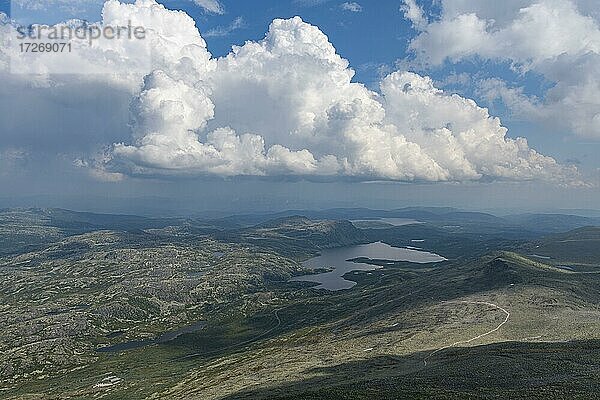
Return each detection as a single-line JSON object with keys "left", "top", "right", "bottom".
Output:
{"left": 423, "top": 301, "right": 510, "bottom": 366}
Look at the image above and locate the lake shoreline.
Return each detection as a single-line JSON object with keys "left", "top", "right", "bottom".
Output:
{"left": 290, "top": 241, "right": 446, "bottom": 291}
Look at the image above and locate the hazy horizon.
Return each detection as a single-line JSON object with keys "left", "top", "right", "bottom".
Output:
{"left": 2, "top": 179, "right": 599, "bottom": 217}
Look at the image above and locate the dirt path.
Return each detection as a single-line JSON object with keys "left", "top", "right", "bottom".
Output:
{"left": 423, "top": 301, "right": 510, "bottom": 366}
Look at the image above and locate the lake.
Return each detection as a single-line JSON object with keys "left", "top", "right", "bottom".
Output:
{"left": 290, "top": 241, "right": 446, "bottom": 291}
{"left": 350, "top": 218, "right": 422, "bottom": 229}
{"left": 97, "top": 320, "right": 207, "bottom": 352}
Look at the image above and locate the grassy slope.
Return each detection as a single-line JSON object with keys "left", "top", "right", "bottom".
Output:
{"left": 2, "top": 221, "right": 600, "bottom": 399}
{"left": 99, "top": 251, "right": 599, "bottom": 400}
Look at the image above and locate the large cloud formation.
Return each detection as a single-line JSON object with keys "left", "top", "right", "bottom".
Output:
{"left": 403, "top": 0, "right": 600, "bottom": 139}
{"left": 0, "top": 0, "right": 581, "bottom": 183}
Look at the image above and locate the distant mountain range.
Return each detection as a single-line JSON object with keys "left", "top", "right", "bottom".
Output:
{"left": 1, "top": 207, "right": 599, "bottom": 257}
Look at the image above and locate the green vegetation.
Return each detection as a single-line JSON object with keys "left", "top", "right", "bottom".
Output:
{"left": 0, "top": 209, "right": 599, "bottom": 399}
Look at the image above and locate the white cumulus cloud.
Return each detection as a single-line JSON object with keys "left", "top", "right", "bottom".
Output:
{"left": 405, "top": 0, "right": 600, "bottom": 139}
{"left": 0, "top": 0, "right": 582, "bottom": 185}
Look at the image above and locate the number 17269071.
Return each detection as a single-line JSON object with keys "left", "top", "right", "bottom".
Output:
{"left": 19, "top": 42, "right": 72, "bottom": 53}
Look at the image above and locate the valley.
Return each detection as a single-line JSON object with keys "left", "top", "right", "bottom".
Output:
{"left": 0, "top": 208, "right": 599, "bottom": 399}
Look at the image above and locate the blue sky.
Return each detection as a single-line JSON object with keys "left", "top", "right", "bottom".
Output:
{"left": 4, "top": 0, "right": 596, "bottom": 169}
{"left": 3, "top": 0, "right": 418, "bottom": 85}
{"left": 185, "top": 0, "right": 596, "bottom": 170}
{"left": 184, "top": 0, "right": 416, "bottom": 84}
{"left": 0, "top": 0, "right": 598, "bottom": 212}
